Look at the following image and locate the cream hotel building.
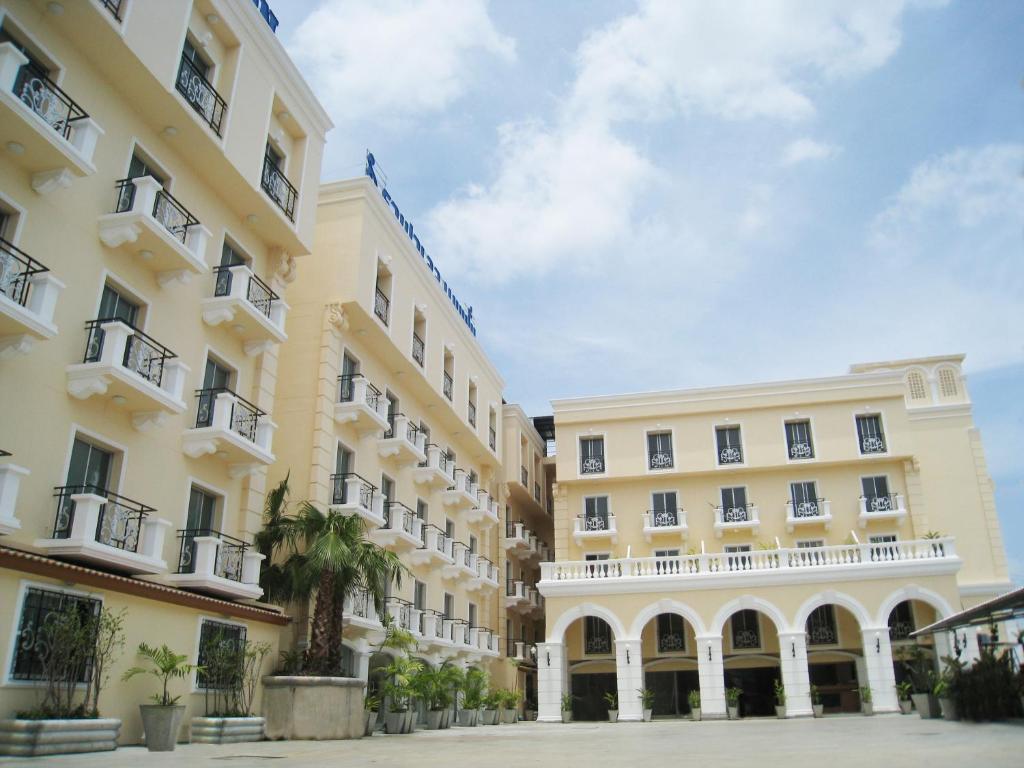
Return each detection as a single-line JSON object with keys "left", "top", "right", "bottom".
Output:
{"left": 0, "top": 0, "right": 1012, "bottom": 742}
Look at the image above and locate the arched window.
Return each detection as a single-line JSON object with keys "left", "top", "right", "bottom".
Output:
{"left": 937, "top": 368, "right": 959, "bottom": 398}
{"left": 906, "top": 371, "right": 927, "bottom": 401}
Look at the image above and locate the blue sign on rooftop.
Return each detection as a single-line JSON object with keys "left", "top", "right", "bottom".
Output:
{"left": 252, "top": 0, "right": 279, "bottom": 34}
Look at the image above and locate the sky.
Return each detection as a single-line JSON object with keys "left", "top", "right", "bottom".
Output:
{"left": 272, "top": 0, "right": 1022, "bottom": 584}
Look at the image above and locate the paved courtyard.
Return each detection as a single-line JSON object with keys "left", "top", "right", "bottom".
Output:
{"left": 2, "top": 716, "right": 1021, "bottom": 767}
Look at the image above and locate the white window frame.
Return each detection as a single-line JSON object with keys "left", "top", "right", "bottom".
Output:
{"left": 782, "top": 415, "right": 817, "bottom": 464}
{"left": 94, "top": 267, "right": 152, "bottom": 332}
{"left": 60, "top": 422, "right": 129, "bottom": 498}
{"left": 182, "top": 475, "right": 229, "bottom": 531}
{"left": 712, "top": 421, "right": 746, "bottom": 468}
{"left": 852, "top": 409, "right": 890, "bottom": 458}
{"left": 644, "top": 427, "right": 676, "bottom": 473}
{"left": 576, "top": 431, "right": 608, "bottom": 478}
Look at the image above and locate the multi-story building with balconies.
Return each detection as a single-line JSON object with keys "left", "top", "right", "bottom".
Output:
{"left": 271, "top": 169, "right": 506, "bottom": 703}
{"left": 0, "top": 0, "right": 329, "bottom": 740}
{"left": 535, "top": 355, "right": 1010, "bottom": 722}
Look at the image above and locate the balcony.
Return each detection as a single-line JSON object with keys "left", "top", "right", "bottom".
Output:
{"left": 504, "top": 579, "right": 529, "bottom": 610}
{"left": 408, "top": 523, "right": 453, "bottom": 567}
{"left": 489, "top": 427, "right": 496, "bottom": 452}
{"left": 261, "top": 151, "right": 297, "bottom": 222}
{"left": 175, "top": 54, "right": 227, "bottom": 137}
{"left": 66, "top": 320, "right": 188, "bottom": 431}
{"left": 182, "top": 389, "right": 275, "bottom": 477}
{"left": 373, "top": 287, "right": 389, "bottom": 326}
{"left": 442, "top": 541, "right": 477, "bottom": 581}
{"left": 334, "top": 375, "right": 390, "bottom": 435}
{"left": 450, "top": 620, "right": 473, "bottom": 652}
{"left": 36, "top": 486, "right": 170, "bottom": 575}
{"left": 468, "top": 401, "right": 476, "bottom": 427}
{"left": 0, "top": 462, "right": 29, "bottom": 535}
{"left": 377, "top": 414, "right": 426, "bottom": 466}
{"left": 0, "top": 238, "right": 63, "bottom": 358}
{"left": 329, "top": 472, "right": 385, "bottom": 528}
{"left": 413, "top": 443, "right": 455, "bottom": 488}
{"left": 528, "top": 589, "right": 545, "bottom": 616}
{"left": 465, "top": 490, "right": 499, "bottom": 526}
{"left": 539, "top": 538, "right": 960, "bottom": 594}
{"left": 503, "top": 521, "right": 530, "bottom": 553}
{"left": 369, "top": 502, "right": 423, "bottom": 551}
{"left": 0, "top": 45, "right": 102, "bottom": 193}
{"left": 166, "top": 528, "right": 263, "bottom": 600}
{"left": 97, "top": 177, "right": 210, "bottom": 285}
{"left": 512, "top": 641, "right": 536, "bottom": 663}
{"left": 443, "top": 371, "right": 453, "bottom": 401}
{"left": 573, "top": 514, "right": 618, "bottom": 544}
{"left": 468, "top": 555, "right": 500, "bottom": 591}
{"left": 385, "top": 598, "right": 421, "bottom": 638}
{"left": 718, "top": 444, "right": 744, "bottom": 466}
{"left": 411, "top": 332, "right": 424, "bottom": 367}
{"left": 786, "top": 498, "right": 833, "bottom": 533}
{"left": 642, "top": 508, "right": 688, "bottom": 542}
{"left": 343, "top": 585, "right": 383, "bottom": 635}
{"left": 201, "top": 265, "right": 287, "bottom": 356}
{"left": 713, "top": 504, "right": 760, "bottom": 538}
{"left": 420, "top": 610, "right": 453, "bottom": 649}
{"left": 476, "top": 629, "right": 501, "bottom": 657}
{"left": 858, "top": 493, "right": 907, "bottom": 528}
{"left": 440, "top": 469, "right": 478, "bottom": 511}
{"left": 649, "top": 449, "right": 674, "bottom": 470}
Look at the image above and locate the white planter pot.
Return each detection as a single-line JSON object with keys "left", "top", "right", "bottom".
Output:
{"left": 727, "top": 705, "right": 739, "bottom": 720}
{"left": 561, "top": 710, "right": 573, "bottom": 723}
{"left": 501, "top": 709, "right": 517, "bottom": 724}
{"left": 690, "top": 708, "right": 701, "bottom": 721}
{"left": 0, "top": 718, "right": 121, "bottom": 757}
{"left": 262, "top": 676, "right": 364, "bottom": 740}
{"left": 364, "top": 711, "right": 378, "bottom": 736}
{"left": 384, "top": 712, "right": 405, "bottom": 734}
{"left": 898, "top": 700, "right": 913, "bottom": 715}
{"left": 862, "top": 702, "right": 874, "bottom": 716}
{"left": 939, "top": 698, "right": 958, "bottom": 721}
{"left": 812, "top": 704, "right": 824, "bottom": 718}
{"left": 403, "top": 710, "right": 414, "bottom": 733}
{"left": 642, "top": 709, "right": 653, "bottom": 722}
{"left": 458, "top": 709, "right": 475, "bottom": 727}
{"left": 483, "top": 709, "right": 498, "bottom": 725}
{"left": 140, "top": 705, "right": 185, "bottom": 752}
{"left": 190, "top": 716, "right": 265, "bottom": 744}
{"left": 426, "top": 710, "right": 443, "bottom": 730}
{"left": 775, "top": 705, "right": 786, "bottom": 719}
{"left": 442, "top": 709, "right": 452, "bottom": 729}
{"left": 912, "top": 693, "right": 940, "bottom": 719}
{"left": 607, "top": 709, "right": 618, "bottom": 723}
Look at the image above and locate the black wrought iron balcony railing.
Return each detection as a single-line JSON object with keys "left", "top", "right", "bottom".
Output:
{"left": 373, "top": 287, "right": 389, "bottom": 325}
{"left": 0, "top": 237, "right": 49, "bottom": 308}
{"left": 648, "top": 507, "right": 683, "bottom": 527}
{"left": 467, "top": 401, "right": 476, "bottom": 426}
{"left": 419, "top": 523, "right": 448, "bottom": 550}
{"left": 194, "top": 387, "right": 265, "bottom": 443}
{"left": 338, "top": 373, "right": 383, "bottom": 408}
{"left": 442, "top": 372, "right": 453, "bottom": 401}
{"left": 860, "top": 435, "right": 887, "bottom": 455}
{"left": 580, "top": 456, "right": 605, "bottom": 474}
{"left": 790, "top": 497, "right": 827, "bottom": 518}
{"left": 505, "top": 519, "right": 521, "bottom": 539}
{"left": 383, "top": 411, "right": 406, "bottom": 440}
{"left": 489, "top": 427, "right": 496, "bottom": 451}
{"left": 83, "top": 318, "right": 177, "bottom": 387}
{"left": 411, "top": 333, "right": 424, "bottom": 366}
{"left": 788, "top": 440, "right": 814, "bottom": 460}
{"left": 422, "top": 608, "right": 445, "bottom": 638}
{"left": 861, "top": 493, "right": 900, "bottom": 513}
{"left": 579, "top": 513, "right": 610, "bottom": 532}
{"left": 718, "top": 445, "right": 743, "bottom": 465}
{"left": 261, "top": 152, "right": 297, "bottom": 221}
{"left": 114, "top": 179, "right": 199, "bottom": 244}
{"left": 658, "top": 631, "right": 685, "bottom": 653}
{"left": 176, "top": 528, "right": 248, "bottom": 582}
{"left": 213, "top": 266, "right": 279, "bottom": 319}
{"left": 331, "top": 472, "right": 376, "bottom": 508}
{"left": 13, "top": 62, "right": 88, "bottom": 141}
{"left": 100, "top": 0, "right": 123, "bottom": 21}
{"left": 386, "top": 598, "right": 413, "bottom": 630}
{"left": 383, "top": 502, "right": 417, "bottom": 534}
{"left": 52, "top": 485, "right": 153, "bottom": 552}
{"left": 648, "top": 450, "right": 674, "bottom": 470}
{"left": 717, "top": 503, "right": 754, "bottom": 523}
{"left": 175, "top": 54, "right": 227, "bottom": 136}
{"left": 348, "top": 585, "right": 375, "bottom": 621}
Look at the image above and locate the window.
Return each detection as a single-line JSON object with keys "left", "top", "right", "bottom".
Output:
{"left": 118, "top": 152, "right": 168, "bottom": 213}
{"left": 650, "top": 491, "right": 679, "bottom": 527}
{"left": 488, "top": 409, "right": 497, "bottom": 451}
{"left": 806, "top": 606, "right": 838, "bottom": 646}
{"left": 443, "top": 593, "right": 454, "bottom": 619}
{"left": 647, "top": 431, "right": 673, "bottom": 470}
{"left": 654, "top": 549, "right": 680, "bottom": 557}
{"left": 467, "top": 382, "right": 477, "bottom": 427}
{"left": 579, "top": 436, "right": 605, "bottom": 474}
{"left": 10, "top": 587, "right": 101, "bottom": 682}
{"left": 730, "top": 610, "right": 760, "bottom": 649}
{"left": 262, "top": 142, "right": 295, "bottom": 219}
{"left": 469, "top": 534, "right": 477, "bottom": 554}
{"left": 86, "top": 283, "right": 147, "bottom": 377}
{"left": 785, "top": 420, "right": 814, "bottom": 460}
{"left": 442, "top": 350, "right": 454, "bottom": 400}
{"left": 384, "top": 392, "right": 398, "bottom": 437}
{"left": 332, "top": 444, "right": 354, "bottom": 504}
{"left": 339, "top": 353, "right": 360, "bottom": 401}
{"left": 724, "top": 544, "right": 752, "bottom": 570}
{"left": 414, "top": 581, "right": 426, "bottom": 612}
{"left": 57, "top": 436, "right": 115, "bottom": 538}
{"left": 796, "top": 539, "right": 824, "bottom": 548}
{"left": 180, "top": 485, "right": 218, "bottom": 574}
{"left": 888, "top": 602, "right": 916, "bottom": 640}
{"left": 468, "top": 603, "right": 477, "bottom": 627}
{"left": 657, "top": 614, "right": 685, "bottom": 653}
{"left": 373, "top": 261, "right": 391, "bottom": 326}
{"left": 412, "top": 309, "right": 426, "bottom": 367}
{"left": 937, "top": 369, "right": 959, "bottom": 398}
{"left": 583, "top": 496, "right": 609, "bottom": 530}
{"left": 196, "top": 356, "right": 234, "bottom": 428}
{"left": 584, "top": 617, "right": 612, "bottom": 655}
{"left": 719, "top": 487, "right": 748, "bottom": 522}
{"left": 196, "top": 619, "right": 246, "bottom": 689}
{"left": 906, "top": 371, "right": 928, "bottom": 401}
{"left": 415, "top": 499, "right": 428, "bottom": 521}
{"left": 856, "top": 414, "right": 886, "bottom": 454}
{"left": 715, "top": 425, "right": 743, "bottom": 465}
{"left": 861, "top": 476, "right": 892, "bottom": 512}
{"left": 789, "top": 481, "right": 820, "bottom": 518}
{"left": 869, "top": 533, "right": 899, "bottom": 560}
{"left": 380, "top": 474, "right": 394, "bottom": 507}
{"left": 445, "top": 518, "right": 455, "bottom": 540}
{"left": 181, "top": 37, "right": 211, "bottom": 80}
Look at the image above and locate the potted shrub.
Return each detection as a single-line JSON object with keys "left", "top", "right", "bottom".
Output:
{"left": 411, "top": 666, "right": 447, "bottom": 730}
{"left": 0, "top": 607, "right": 126, "bottom": 757}
{"left": 483, "top": 691, "right": 501, "bottom": 725}
{"left": 501, "top": 689, "right": 521, "bottom": 723}
{"left": 773, "top": 680, "right": 786, "bottom": 719}
{"left": 191, "top": 632, "right": 271, "bottom": 744}
{"left": 936, "top": 656, "right": 963, "bottom": 721}
{"left": 382, "top": 655, "right": 422, "bottom": 734}
{"left": 364, "top": 695, "right": 380, "bottom": 736}
{"left": 561, "top": 692, "right": 574, "bottom": 723}
{"left": 859, "top": 685, "right": 873, "bottom": 716}
{"left": 603, "top": 692, "right": 618, "bottom": 723}
{"left": 810, "top": 685, "right": 824, "bottom": 718}
{"left": 638, "top": 688, "right": 655, "bottom": 722}
{"left": 687, "top": 690, "right": 701, "bottom": 721}
{"left": 524, "top": 699, "right": 537, "bottom": 721}
{"left": 123, "top": 643, "right": 197, "bottom": 752}
{"left": 896, "top": 644, "right": 940, "bottom": 719}
{"left": 725, "top": 687, "right": 742, "bottom": 720}
{"left": 896, "top": 681, "right": 913, "bottom": 715}
{"left": 934, "top": 678, "right": 957, "bottom": 721}
{"left": 460, "top": 668, "right": 487, "bottom": 726}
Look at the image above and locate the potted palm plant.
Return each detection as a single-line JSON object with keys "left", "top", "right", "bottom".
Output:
{"left": 896, "top": 644, "right": 940, "bottom": 719}
{"left": 440, "top": 663, "right": 464, "bottom": 729}
{"left": 859, "top": 685, "right": 873, "bottom": 716}
{"left": 501, "top": 689, "right": 521, "bottom": 723}
{"left": 364, "top": 695, "right": 380, "bottom": 735}
{"left": 687, "top": 690, "right": 701, "bottom": 721}
{"left": 810, "top": 685, "right": 824, "bottom": 718}
{"left": 725, "top": 687, "right": 742, "bottom": 720}
{"left": 561, "top": 692, "right": 574, "bottom": 723}
{"left": 482, "top": 690, "right": 501, "bottom": 725}
{"left": 638, "top": 688, "right": 655, "bottom": 721}
{"left": 411, "top": 666, "right": 447, "bottom": 730}
{"left": 460, "top": 668, "right": 487, "bottom": 726}
{"left": 382, "top": 656, "right": 422, "bottom": 734}
{"left": 773, "top": 679, "right": 786, "bottom": 718}
{"left": 122, "top": 643, "right": 197, "bottom": 752}
{"left": 934, "top": 678, "right": 957, "bottom": 721}
{"left": 896, "top": 681, "right": 913, "bottom": 715}
{"left": 603, "top": 692, "right": 618, "bottom": 723}
{"left": 191, "top": 632, "right": 271, "bottom": 744}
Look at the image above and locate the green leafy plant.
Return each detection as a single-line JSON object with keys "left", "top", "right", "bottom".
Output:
{"left": 122, "top": 643, "right": 198, "bottom": 706}
{"left": 560, "top": 692, "right": 574, "bottom": 711}
{"left": 484, "top": 690, "right": 502, "bottom": 709}
{"left": 896, "top": 681, "right": 913, "bottom": 702}
{"left": 773, "top": 679, "right": 786, "bottom": 706}
{"left": 947, "top": 644, "right": 1019, "bottom": 721}
{"left": 923, "top": 531, "right": 943, "bottom": 539}
{"left": 277, "top": 648, "right": 304, "bottom": 675}
{"left": 500, "top": 688, "right": 521, "bottom": 710}
{"left": 725, "top": 687, "right": 742, "bottom": 706}
{"left": 365, "top": 694, "right": 380, "bottom": 713}
{"left": 86, "top": 607, "right": 127, "bottom": 718}
{"left": 381, "top": 655, "right": 423, "bottom": 713}
{"left": 859, "top": 685, "right": 873, "bottom": 704}
{"left": 687, "top": 689, "right": 701, "bottom": 709}
{"left": 463, "top": 667, "right": 488, "bottom": 710}
{"left": 810, "top": 684, "right": 822, "bottom": 705}
{"left": 895, "top": 644, "right": 938, "bottom": 694}
{"left": 637, "top": 688, "right": 656, "bottom": 709}
{"left": 602, "top": 691, "right": 618, "bottom": 710}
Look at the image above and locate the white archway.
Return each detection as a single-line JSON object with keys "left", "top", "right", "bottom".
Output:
{"left": 793, "top": 589, "right": 873, "bottom": 632}
{"left": 547, "top": 602, "right": 630, "bottom": 644}
{"left": 628, "top": 597, "right": 709, "bottom": 638}
{"left": 875, "top": 585, "right": 955, "bottom": 628}
{"left": 711, "top": 594, "right": 789, "bottom": 636}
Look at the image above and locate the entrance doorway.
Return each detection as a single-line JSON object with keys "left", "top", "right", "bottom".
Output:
{"left": 571, "top": 673, "right": 616, "bottom": 721}
{"left": 645, "top": 670, "right": 699, "bottom": 716}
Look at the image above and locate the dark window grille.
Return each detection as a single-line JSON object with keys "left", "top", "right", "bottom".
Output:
{"left": 194, "top": 387, "right": 265, "bottom": 443}
{"left": 647, "top": 432, "right": 674, "bottom": 469}
{"left": 176, "top": 528, "right": 249, "bottom": 582}
{"left": 489, "top": 427, "right": 496, "bottom": 451}
{"left": 82, "top": 318, "right": 176, "bottom": 387}
{"left": 0, "top": 237, "right": 49, "bottom": 308}
{"left": 856, "top": 414, "right": 886, "bottom": 454}
{"left": 785, "top": 420, "right": 814, "bottom": 460}
{"left": 657, "top": 613, "right": 686, "bottom": 653}
{"left": 580, "top": 437, "right": 605, "bottom": 474}
{"left": 373, "top": 287, "right": 390, "bottom": 325}
{"left": 261, "top": 150, "right": 297, "bottom": 221}
{"left": 806, "top": 605, "right": 838, "bottom": 645}
{"left": 196, "top": 619, "right": 246, "bottom": 689}
{"left": 888, "top": 601, "right": 916, "bottom": 640}
{"left": 51, "top": 485, "right": 153, "bottom": 552}
{"left": 582, "top": 497, "right": 609, "bottom": 530}
{"left": 715, "top": 425, "right": 743, "bottom": 465}
{"left": 584, "top": 616, "right": 612, "bottom": 655}
{"left": 443, "top": 372, "right": 453, "bottom": 400}
{"left": 175, "top": 53, "right": 227, "bottom": 136}
{"left": 731, "top": 609, "right": 760, "bottom": 649}
{"left": 467, "top": 401, "right": 476, "bottom": 427}
{"left": 12, "top": 62, "right": 88, "bottom": 140}
{"left": 100, "top": 0, "right": 123, "bottom": 21}
{"left": 330, "top": 472, "right": 376, "bottom": 508}
{"left": 10, "top": 587, "right": 101, "bottom": 682}
{"left": 411, "top": 333, "right": 424, "bottom": 366}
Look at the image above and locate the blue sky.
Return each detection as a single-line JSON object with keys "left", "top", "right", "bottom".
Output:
{"left": 273, "top": 0, "right": 1022, "bottom": 583}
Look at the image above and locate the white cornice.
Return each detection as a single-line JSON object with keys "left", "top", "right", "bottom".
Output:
{"left": 958, "top": 581, "right": 1015, "bottom": 598}
{"left": 906, "top": 403, "right": 974, "bottom": 421}
{"left": 503, "top": 403, "right": 545, "bottom": 452}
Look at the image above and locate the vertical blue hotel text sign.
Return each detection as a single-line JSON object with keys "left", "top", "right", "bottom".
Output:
{"left": 365, "top": 152, "right": 476, "bottom": 336}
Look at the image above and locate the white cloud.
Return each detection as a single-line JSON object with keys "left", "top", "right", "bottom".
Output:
{"left": 781, "top": 138, "right": 842, "bottom": 166}
{"left": 288, "top": 0, "right": 514, "bottom": 123}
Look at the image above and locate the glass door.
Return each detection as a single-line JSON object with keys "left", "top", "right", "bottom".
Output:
{"left": 57, "top": 438, "right": 113, "bottom": 538}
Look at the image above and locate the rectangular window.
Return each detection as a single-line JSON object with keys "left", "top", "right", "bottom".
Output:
{"left": 719, "top": 487, "right": 748, "bottom": 522}
{"left": 584, "top": 617, "right": 612, "bottom": 655}
{"left": 57, "top": 437, "right": 115, "bottom": 539}
{"left": 196, "top": 619, "right": 246, "bottom": 689}
{"left": 414, "top": 581, "right": 426, "bottom": 612}
{"left": 10, "top": 587, "right": 101, "bottom": 682}
{"left": 806, "top": 605, "right": 838, "bottom": 646}
{"left": 384, "top": 392, "right": 398, "bottom": 437}
{"left": 416, "top": 499, "right": 428, "bottom": 521}
{"left": 583, "top": 496, "right": 609, "bottom": 530}
{"left": 888, "top": 601, "right": 915, "bottom": 640}
{"left": 785, "top": 420, "right": 814, "bottom": 460}
{"left": 650, "top": 491, "right": 679, "bottom": 527}
{"left": 468, "top": 603, "right": 477, "bottom": 627}
{"left": 796, "top": 539, "right": 824, "bottom": 548}
{"left": 856, "top": 414, "right": 886, "bottom": 454}
{"left": 731, "top": 609, "right": 760, "bottom": 649}
{"left": 647, "top": 431, "right": 673, "bottom": 470}
{"left": 445, "top": 518, "right": 455, "bottom": 540}
{"left": 724, "top": 543, "right": 752, "bottom": 571}
{"left": 789, "top": 481, "right": 821, "bottom": 518}
{"left": 579, "top": 436, "right": 605, "bottom": 474}
{"left": 657, "top": 613, "right": 686, "bottom": 653}
{"left": 861, "top": 476, "right": 893, "bottom": 512}
{"left": 715, "top": 426, "right": 743, "bottom": 465}
{"left": 443, "top": 593, "right": 454, "bottom": 619}
{"left": 469, "top": 534, "right": 477, "bottom": 554}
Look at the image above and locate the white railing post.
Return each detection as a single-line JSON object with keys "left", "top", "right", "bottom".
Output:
{"left": 191, "top": 535, "right": 221, "bottom": 577}
{"left": 212, "top": 391, "right": 234, "bottom": 431}
{"left": 161, "top": 358, "right": 189, "bottom": 401}
{"left": 0, "top": 43, "right": 29, "bottom": 92}
{"left": 129, "top": 176, "right": 162, "bottom": 218}
{"left": 242, "top": 549, "right": 265, "bottom": 585}
{"left": 0, "top": 464, "right": 29, "bottom": 531}
{"left": 69, "top": 116, "right": 103, "bottom": 164}
{"left": 185, "top": 223, "right": 211, "bottom": 263}
{"left": 138, "top": 517, "right": 171, "bottom": 561}
{"left": 98, "top": 321, "right": 131, "bottom": 367}
{"left": 227, "top": 265, "right": 251, "bottom": 301}
{"left": 25, "top": 272, "right": 64, "bottom": 327}
{"left": 370, "top": 488, "right": 385, "bottom": 520}
{"left": 68, "top": 492, "right": 105, "bottom": 542}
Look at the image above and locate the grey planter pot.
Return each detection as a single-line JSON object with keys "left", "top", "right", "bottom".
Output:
{"left": 727, "top": 705, "right": 739, "bottom": 720}
{"left": 458, "top": 709, "right": 475, "bottom": 727}
{"left": 426, "top": 710, "right": 443, "bottom": 730}
{"left": 0, "top": 718, "right": 121, "bottom": 757}
{"left": 898, "top": 699, "right": 913, "bottom": 715}
{"left": 561, "top": 710, "right": 573, "bottom": 723}
{"left": 607, "top": 709, "right": 618, "bottom": 723}
{"left": 912, "top": 693, "right": 940, "bottom": 719}
{"left": 190, "top": 716, "right": 265, "bottom": 744}
{"left": 642, "top": 709, "right": 653, "bottom": 722}
{"left": 404, "top": 710, "right": 415, "bottom": 733}
{"left": 812, "top": 704, "right": 824, "bottom": 718}
{"left": 501, "top": 709, "right": 517, "bottom": 724}
{"left": 262, "top": 676, "right": 364, "bottom": 740}
{"left": 483, "top": 709, "right": 499, "bottom": 725}
{"left": 384, "top": 712, "right": 405, "bottom": 734}
{"left": 690, "top": 708, "right": 701, "bottom": 722}
{"left": 363, "top": 711, "right": 378, "bottom": 736}
{"left": 862, "top": 702, "right": 874, "bottom": 716}
{"left": 939, "top": 698, "right": 958, "bottom": 721}
{"left": 443, "top": 709, "right": 453, "bottom": 729}
{"left": 775, "top": 706, "right": 786, "bottom": 719}
{"left": 140, "top": 705, "right": 185, "bottom": 752}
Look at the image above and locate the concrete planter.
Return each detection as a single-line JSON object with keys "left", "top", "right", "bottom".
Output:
{"left": 501, "top": 709, "right": 517, "bottom": 724}
{"left": 912, "top": 693, "right": 940, "bottom": 719}
{"left": 426, "top": 710, "right": 443, "bottom": 730}
{"left": 458, "top": 709, "right": 476, "bottom": 727}
{"left": 690, "top": 708, "right": 701, "bottom": 722}
{"left": 404, "top": 710, "right": 415, "bottom": 733}
{"left": 642, "top": 709, "right": 653, "bottom": 722}
{"left": 363, "top": 711, "right": 377, "bottom": 736}
{"left": 812, "top": 704, "right": 824, "bottom": 718}
{"left": 775, "top": 705, "right": 786, "bottom": 719}
{"left": 861, "top": 703, "right": 874, "bottom": 716}
{"left": 483, "top": 709, "right": 499, "bottom": 725}
{"left": 262, "top": 675, "right": 363, "bottom": 740}
{"left": 384, "top": 712, "right": 406, "bottom": 734}
{"left": 190, "top": 716, "right": 264, "bottom": 744}
{"left": 0, "top": 718, "right": 121, "bottom": 757}
{"left": 561, "top": 710, "right": 573, "bottom": 723}
{"left": 442, "top": 709, "right": 452, "bottom": 729}
{"left": 607, "top": 709, "right": 618, "bottom": 723}
{"left": 140, "top": 705, "right": 185, "bottom": 752}
{"left": 939, "top": 698, "right": 958, "bottom": 721}
{"left": 898, "top": 699, "right": 913, "bottom": 715}
{"left": 727, "top": 705, "right": 739, "bottom": 720}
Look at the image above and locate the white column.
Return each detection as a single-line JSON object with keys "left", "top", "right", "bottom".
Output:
{"left": 777, "top": 631, "right": 813, "bottom": 717}
{"left": 860, "top": 626, "right": 899, "bottom": 713}
{"left": 536, "top": 642, "right": 564, "bottom": 722}
{"left": 614, "top": 638, "right": 643, "bottom": 721}
{"left": 68, "top": 493, "right": 105, "bottom": 542}
{"left": 352, "top": 639, "right": 372, "bottom": 684}
{"left": 695, "top": 633, "right": 726, "bottom": 718}
{"left": 0, "top": 464, "right": 29, "bottom": 532}
{"left": 25, "top": 272, "right": 64, "bottom": 327}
